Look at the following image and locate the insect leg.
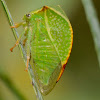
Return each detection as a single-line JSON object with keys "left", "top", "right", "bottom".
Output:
{"left": 25, "top": 27, "right": 32, "bottom": 71}
{"left": 10, "top": 28, "right": 27, "bottom": 52}
{"left": 10, "top": 22, "right": 23, "bottom": 28}
{"left": 23, "top": 38, "right": 27, "bottom": 46}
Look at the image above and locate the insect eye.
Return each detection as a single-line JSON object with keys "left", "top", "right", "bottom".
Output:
{"left": 26, "top": 14, "right": 31, "bottom": 18}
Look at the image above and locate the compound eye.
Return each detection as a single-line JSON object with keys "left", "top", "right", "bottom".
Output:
{"left": 26, "top": 14, "right": 31, "bottom": 18}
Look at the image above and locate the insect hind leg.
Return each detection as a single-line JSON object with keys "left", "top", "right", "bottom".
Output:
{"left": 25, "top": 27, "right": 32, "bottom": 71}
{"left": 23, "top": 38, "right": 27, "bottom": 46}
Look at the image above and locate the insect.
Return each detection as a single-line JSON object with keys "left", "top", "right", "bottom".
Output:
{"left": 10, "top": 5, "right": 73, "bottom": 95}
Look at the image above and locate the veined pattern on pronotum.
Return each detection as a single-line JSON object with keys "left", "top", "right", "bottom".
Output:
{"left": 10, "top": 5, "right": 73, "bottom": 95}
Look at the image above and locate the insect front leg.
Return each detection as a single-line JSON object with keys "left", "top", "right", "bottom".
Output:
{"left": 25, "top": 27, "right": 32, "bottom": 71}
{"left": 10, "top": 22, "right": 24, "bottom": 28}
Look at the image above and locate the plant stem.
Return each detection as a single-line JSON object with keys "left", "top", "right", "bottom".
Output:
{"left": 82, "top": 0, "right": 100, "bottom": 66}
{"left": 0, "top": 0, "right": 43, "bottom": 100}
{"left": 0, "top": 69, "right": 26, "bottom": 100}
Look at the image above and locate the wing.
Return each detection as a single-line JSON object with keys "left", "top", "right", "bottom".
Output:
{"left": 30, "top": 6, "right": 73, "bottom": 95}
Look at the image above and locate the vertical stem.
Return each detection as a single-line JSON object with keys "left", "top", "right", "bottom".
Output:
{"left": 82, "top": 0, "right": 100, "bottom": 67}
{"left": 0, "top": 0, "right": 43, "bottom": 100}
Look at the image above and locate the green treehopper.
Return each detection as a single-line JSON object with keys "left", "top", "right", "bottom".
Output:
{"left": 10, "top": 5, "right": 73, "bottom": 95}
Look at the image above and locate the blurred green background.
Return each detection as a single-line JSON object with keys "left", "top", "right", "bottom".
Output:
{"left": 0, "top": 0, "right": 100, "bottom": 100}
